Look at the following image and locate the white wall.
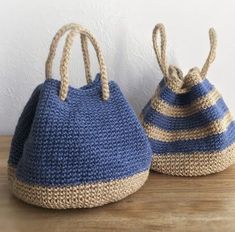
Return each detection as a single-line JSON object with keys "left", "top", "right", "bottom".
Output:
{"left": 0, "top": 0, "right": 235, "bottom": 135}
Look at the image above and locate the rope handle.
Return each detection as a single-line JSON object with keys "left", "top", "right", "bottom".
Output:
{"left": 80, "top": 34, "right": 92, "bottom": 83}
{"left": 152, "top": 23, "right": 217, "bottom": 79}
{"left": 152, "top": 23, "right": 169, "bottom": 78}
{"left": 46, "top": 23, "right": 110, "bottom": 101}
{"left": 200, "top": 28, "right": 217, "bottom": 78}
{"left": 46, "top": 23, "right": 91, "bottom": 83}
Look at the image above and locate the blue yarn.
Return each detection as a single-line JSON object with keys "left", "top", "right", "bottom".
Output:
{"left": 9, "top": 74, "right": 152, "bottom": 186}
{"left": 158, "top": 79, "right": 214, "bottom": 106}
{"left": 144, "top": 98, "right": 229, "bottom": 130}
{"left": 9, "top": 84, "right": 43, "bottom": 167}
{"left": 150, "top": 121, "right": 235, "bottom": 154}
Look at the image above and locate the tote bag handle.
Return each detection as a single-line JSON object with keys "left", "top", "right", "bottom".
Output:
{"left": 45, "top": 23, "right": 109, "bottom": 101}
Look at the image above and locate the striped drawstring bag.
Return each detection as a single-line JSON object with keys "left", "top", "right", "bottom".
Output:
{"left": 141, "top": 23, "right": 235, "bottom": 176}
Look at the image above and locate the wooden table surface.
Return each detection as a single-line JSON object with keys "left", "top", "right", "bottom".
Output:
{"left": 1, "top": 136, "right": 235, "bottom": 232}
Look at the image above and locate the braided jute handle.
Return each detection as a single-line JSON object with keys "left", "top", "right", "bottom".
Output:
{"left": 46, "top": 23, "right": 110, "bottom": 101}
{"left": 152, "top": 23, "right": 169, "bottom": 78}
{"left": 46, "top": 23, "right": 91, "bottom": 83}
{"left": 152, "top": 23, "right": 217, "bottom": 79}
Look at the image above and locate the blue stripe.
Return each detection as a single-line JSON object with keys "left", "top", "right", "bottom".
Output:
{"left": 143, "top": 98, "right": 229, "bottom": 130}
{"left": 158, "top": 79, "right": 214, "bottom": 106}
{"left": 142, "top": 99, "right": 151, "bottom": 117}
{"left": 149, "top": 121, "right": 235, "bottom": 154}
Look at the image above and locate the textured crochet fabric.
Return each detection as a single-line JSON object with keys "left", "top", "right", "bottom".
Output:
{"left": 9, "top": 75, "right": 151, "bottom": 200}
{"left": 8, "top": 24, "right": 152, "bottom": 209}
{"left": 141, "top": 24, "right": 235, "bottom": 176}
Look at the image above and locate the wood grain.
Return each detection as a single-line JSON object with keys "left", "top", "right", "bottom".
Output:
{"left": 1, "top": 136, "right": 235, "bottom": 232}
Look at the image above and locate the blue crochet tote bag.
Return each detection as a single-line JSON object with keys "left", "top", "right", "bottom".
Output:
{"left": 141, "top": 23, "right": 235, "bottom": 176}
{"left": 8, "top": 23, "right": 152, "bottom": 209}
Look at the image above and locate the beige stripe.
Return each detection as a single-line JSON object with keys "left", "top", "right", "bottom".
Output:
{"left": 143, "top": 112, "right": 234, "bottom": 142}
{"left": 165, "top": 71, "right": 203, "bottom": 94}
{"left": 151, "top": 88, "right": 221, "bottom": 117}
{"left": 8, "top": 167, "right": 149, "bottom": 209}
{"left": 151, "top": 142, "right": 235, "bottom": 176}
